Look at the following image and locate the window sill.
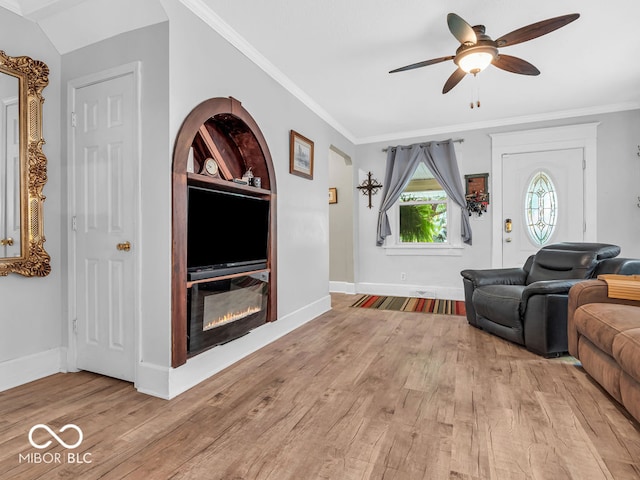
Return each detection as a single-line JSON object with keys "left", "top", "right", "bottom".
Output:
{"left": 383, "top": 243, "right": 464, "bottom": 256}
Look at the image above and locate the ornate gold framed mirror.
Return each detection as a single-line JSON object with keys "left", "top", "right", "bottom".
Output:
{"left": 0, "top": 50, "right": 50, "bottom": 276}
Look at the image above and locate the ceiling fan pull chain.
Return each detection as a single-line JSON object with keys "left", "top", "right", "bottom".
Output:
{"left": 470, "top": 73, "right": 481, "bottom": 109}
{"left": 469, "top": 74, "right": 474, "bottom": 108}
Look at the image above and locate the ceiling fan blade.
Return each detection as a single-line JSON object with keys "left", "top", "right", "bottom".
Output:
{"left": 495, "top": 13, "right": 580, "bottom": 47}
{"left": 442, "top": 68, "right": 467, "bottom": 94}
{"left": 492, "top": 54, "right": 540, "bottom": 75}
{"left": 447, "top": 13, "right": 477, "bottom": 44}
{"left": 389, "top": 56, "right": 454, "bottom": 73}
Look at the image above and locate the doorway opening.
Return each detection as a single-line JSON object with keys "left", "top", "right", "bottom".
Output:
{"left": 328, "top": 146, "right": 355, "bottom": 293}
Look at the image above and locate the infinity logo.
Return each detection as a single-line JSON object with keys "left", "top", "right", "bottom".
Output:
{"left": 28, "top": 424, "right": 83, "bottom": 449}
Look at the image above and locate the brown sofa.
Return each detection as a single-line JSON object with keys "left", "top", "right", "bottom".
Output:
{"left": 568, "top": 279, "right": 640, "bottom": 423}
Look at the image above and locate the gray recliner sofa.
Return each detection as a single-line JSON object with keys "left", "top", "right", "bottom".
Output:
{"left": 460, "top": 242, "right": 640, "bottom": 357}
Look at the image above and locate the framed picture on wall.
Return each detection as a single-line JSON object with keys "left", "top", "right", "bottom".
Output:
{"left": 289, "top": 130, "right": 314, "bottom": 179}
{"left": 464, "top": 173, "right": 489, "bottom": 198}
{"left": 328, "top": 187, "right": 338, "bottom": 204}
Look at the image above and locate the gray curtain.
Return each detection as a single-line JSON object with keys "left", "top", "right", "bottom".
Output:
{"left": 376, "top": 145, "right": 423, "bottom": 246}
{"left": 376, "top": 140, "right": 472, "bottom": 246}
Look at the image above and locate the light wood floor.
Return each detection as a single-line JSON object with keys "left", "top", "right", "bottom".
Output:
{"left": 2, "top": 293, "right": 639, "bottom": 480}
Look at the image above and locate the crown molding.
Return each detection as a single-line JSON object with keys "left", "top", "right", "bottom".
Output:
{"left": 20, "top": 0, "right": 88, "bottom": 21}
{"left": 0, "top": 0, "right": 22, "bottom": 15}
{"left": 178, "top": 0, "right": 356, "bottom": 144}
{"left": 179, "top": 1, "right": 639, "bottom": 148}
{"left": 355, "top": 101, "right": 640, "bottom": 145}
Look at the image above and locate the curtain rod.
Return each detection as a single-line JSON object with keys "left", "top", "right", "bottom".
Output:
{"left": 382, "top": 138, "right": 464, "bottom": 152}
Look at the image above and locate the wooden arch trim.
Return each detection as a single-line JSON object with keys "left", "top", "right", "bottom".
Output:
{"left": 171, "top": 97, "right": 277, "bottom": 368}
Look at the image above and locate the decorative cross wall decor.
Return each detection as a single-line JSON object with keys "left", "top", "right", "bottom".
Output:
{"left": 357, "top": 171, "right": 383, "bottom": 209}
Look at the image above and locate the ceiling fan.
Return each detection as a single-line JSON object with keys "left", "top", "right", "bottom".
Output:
{"left": 389, "top": 13, "right": 580, "bottom": 94}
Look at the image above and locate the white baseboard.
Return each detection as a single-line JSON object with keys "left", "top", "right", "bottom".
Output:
{"left": 329, "top": 281, "right": 356, "bottom": 294}
{"left": 355, "top": 282, "right": 464, "bottom": 301}
{"left": 0, "top": 297, "right": 333, "bottom": 400}
{"left": 0, "top": 348, "right": 64, "bottom": 392}
{"left": 159, "top": 294, "right": 332, "bottom": 400}
{"left": 135, "top": 361, "right": 171, "bottom": 399}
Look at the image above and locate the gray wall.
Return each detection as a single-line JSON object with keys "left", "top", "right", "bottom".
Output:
{"left": 160, "top": 0, "right": 355, "bottom": 395}
{"left": 2, "top": 0, "right": 357, "bottom": 395}
{"left": 61, "top": 22, "right": 171, "bottom": 369}
{"left": 0, "top": 9, "right": 62, "bottom": 365}
{"left": 2, "top": 0, "right": 637, "bottom": 394}
{"left": 354, "top": 109, "right": 640, "bottom": 297}
{"left": 164, "top": 0, "right": 355, "bottom": 319}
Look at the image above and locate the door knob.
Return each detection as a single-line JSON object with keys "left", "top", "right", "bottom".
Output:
{"left": 0, "top": 237, "right": 14, "bottom": 246}
{"left": 117, "top": 241, "right": 131, "bottom": 252}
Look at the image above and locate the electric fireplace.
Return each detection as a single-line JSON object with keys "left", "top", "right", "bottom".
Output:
{"left": 187, "top": 272, "right": 269, "bottom": 355}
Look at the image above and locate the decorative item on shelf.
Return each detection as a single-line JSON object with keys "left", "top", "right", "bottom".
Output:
{"left": 201, "top": 157, "right": 219, "bottom": 177}
{"left": 242, "top": 166, "right": 254, "bottom": 185}
{"left": 464, "top": 173, "right": 490, "bottom": 216}
{"left": 328, "top": 187, "right": 338, "bottom": 204}
{"left": 289, "top": 130, "right": 314, "bottom": 179}
{"left": 187, "top": 147, "right": 195, "bottom": 173}
{"left": 357, "top": 172, "right": 383, "bottom": 209}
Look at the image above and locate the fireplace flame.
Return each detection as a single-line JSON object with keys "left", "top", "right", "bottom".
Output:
{"left": 203, "top": 305, "right": 262, "bottom": 331}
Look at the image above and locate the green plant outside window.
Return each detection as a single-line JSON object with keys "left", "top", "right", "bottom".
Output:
{"left": 399, "top": 188, "right": 448, "bottom": 243}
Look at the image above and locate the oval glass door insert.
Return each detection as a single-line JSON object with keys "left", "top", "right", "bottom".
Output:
{"left": 525, "top": 171, "right": 557, "bottom": 246}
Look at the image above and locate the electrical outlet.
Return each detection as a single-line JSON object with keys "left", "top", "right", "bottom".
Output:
{"left": 400, "top": 272, "right": 407, "bottom": 281}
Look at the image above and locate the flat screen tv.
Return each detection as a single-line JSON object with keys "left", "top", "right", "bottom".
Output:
{"left": 187, "top": 186, "right": 270, "bottom": 280}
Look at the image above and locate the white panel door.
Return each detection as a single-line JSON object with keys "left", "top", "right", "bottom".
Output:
{"left": 502, "top": 148, "right": 584, "bottom": 267}
{"left": 0, "top": 99, "right": 19, "bottom": 257}
{"left": 72, "top": 73, "right": 137, "bottom": 382}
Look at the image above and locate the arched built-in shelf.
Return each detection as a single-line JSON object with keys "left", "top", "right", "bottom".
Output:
{"left": 171, "top": 97, "right": 277, "bottom": 367}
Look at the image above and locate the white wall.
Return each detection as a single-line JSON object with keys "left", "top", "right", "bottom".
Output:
{"left": 60, "top": 23, "right": 172, "bottom": 376}
{"left": 354, "top": 110, "right": 640, "bottom": 299}
{"left": 161, "top": 0, "right": 355, "bottom": 397}
{"left": 594, "top": 110, "right": 640, "bottom": 256}
{"left": 0, "top": 8, "right": 63, "bottom": 390}
{"left": 1, "top": 1, "right": 356, "bottom": 398}
{"left": 2, "top": 0, "right": 637, "bottom": 397}
{"left": 164, "top": 0, "right": 353, "bottom": 310}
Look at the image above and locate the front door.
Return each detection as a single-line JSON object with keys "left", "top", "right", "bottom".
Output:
{"left": 71, "top": 70, "right": 138, "bottom": 382}
{"left": 502, "top": 148, "right": 584, "bottom": 267}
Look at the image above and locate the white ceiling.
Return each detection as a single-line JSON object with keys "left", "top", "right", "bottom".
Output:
{"left": 5, "top": 0, "right": 640, "bottom": 144}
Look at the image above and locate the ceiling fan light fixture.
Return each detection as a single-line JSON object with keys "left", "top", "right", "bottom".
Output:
{"left": 389, "top": 12, "right": 580, "bottom": 96}
{"left": 457, "top": 47, "right": 497, "bottom": 74}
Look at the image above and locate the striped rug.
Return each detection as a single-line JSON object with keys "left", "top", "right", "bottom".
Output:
{"left": 351, "top": 295, "right": 466, "bottom": 316}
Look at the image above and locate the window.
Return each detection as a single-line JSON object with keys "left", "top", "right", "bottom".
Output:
{"left": 525, "top": 171, "right": 557, "bottom": 246}
{"left": 384, "top": 164, "right": 462, "bottom": 255}
{"left": 399, "top": 177, "right": 447, "bottom": 244}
